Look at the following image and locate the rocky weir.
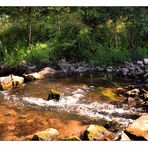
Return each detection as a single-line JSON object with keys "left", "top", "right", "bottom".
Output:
{"left": 0, "top": 58, "right": 148, "bottom": 141}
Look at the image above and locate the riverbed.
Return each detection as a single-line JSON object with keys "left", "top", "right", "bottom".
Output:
{"left": 0, "top": 75, "right": 145, "bottom": 140}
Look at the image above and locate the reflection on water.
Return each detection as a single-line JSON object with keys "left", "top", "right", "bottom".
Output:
{"left": 0, "top": 76, "right": 145, "bottom": 140}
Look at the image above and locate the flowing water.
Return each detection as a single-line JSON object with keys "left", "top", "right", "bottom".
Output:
{"left": 0, "top": 76, "right": 145, "bottom": 140}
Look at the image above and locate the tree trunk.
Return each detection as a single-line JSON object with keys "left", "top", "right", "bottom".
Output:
{"left": 113, "top": 22, "right": 118, "bottom": 49}
{"left": 57, "top": 15, "right": 61, "bottom": 32}
{"left": 130, "top": 26, "right": 139, "bottom": 60}
{"left": 28, "top": 7, "right": 32, "bottom": 46}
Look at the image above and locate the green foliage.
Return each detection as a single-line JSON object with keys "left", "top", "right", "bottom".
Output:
{"left": 0, "top": 7, "right": 148, "bottom": 67}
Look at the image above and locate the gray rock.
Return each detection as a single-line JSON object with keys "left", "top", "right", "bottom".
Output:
{"left": 137, "top": 60, "right": 144, "bottom": 65}
{"left": 121, "top": 68, "right": 129, "bottom": 76}
{"left": 144, "top": 58, "right": 148, "bottom": 65}
{"left": 106, "top": 66, "right": 113, "bottom": 72}
{"left": 137, "top": 61, "right": 144, "bottom": 67}
{"left": 135, "top": 66, "right": 144, "bottom": 75}
{"left": 145, "top": 65, "right": 148, "bottom": 72}
{"left": 143, "top": 73, "right": 148, "bottom": 79}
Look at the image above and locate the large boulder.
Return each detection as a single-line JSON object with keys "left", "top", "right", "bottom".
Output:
{"left": 38, "top": 67, "right": 56, "bottom": 78}
{"left": 125, "top": 114, "right": 148, "bottom": 140}
{"left": 32, "top": 128, "right": 59, "bottom": 141}
{"left": 0, "top": 75, "right": 24, "bottom": 90}
{"left": 83, "top": 125, "right": 117, "bottom": 141}
{"left": 23, "top": 67, "right": 56, "bottom": 82}
{"left": 23, "top": 72, "right": 41, "bottom": 81}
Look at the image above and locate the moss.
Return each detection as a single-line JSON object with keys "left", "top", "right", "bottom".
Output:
{"left": 101, "top": 88, "right": 117, "bottom": 101}
{"left": 48, "top": 89, "right": 61, "bottom": 101}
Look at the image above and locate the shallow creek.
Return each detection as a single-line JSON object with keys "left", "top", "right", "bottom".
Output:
{"left": 0, "top": 76, "right": 145, "bottom": 140}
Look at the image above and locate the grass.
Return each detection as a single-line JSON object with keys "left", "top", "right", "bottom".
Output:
{"left": 1, "top": 39, "right": 148, "bottom": 68}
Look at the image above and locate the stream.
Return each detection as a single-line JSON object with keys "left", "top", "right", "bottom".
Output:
{"left": 0, "top": 76, "right": 145, "bottom": 140}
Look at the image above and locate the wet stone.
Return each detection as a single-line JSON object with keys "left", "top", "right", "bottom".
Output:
{"left": 104, "top": 120, "right": 125, "bottom": 132}
{"left": 48, "top": 89, "right": 60, "bottom": 101}
{"left": 120, "top": 132, "right": 131, "bottom": 141}
{"left": 32, "top": 128, "right": 59, "bottom": 141}
{"left": 126, "top": 89, "right": 140, "bottom": 97}
{"left": 0, "top": 75, "right": 24, "bottom": 90}
{"left": 83, "top": 125, "right": 118, "bottom": 141}
{"left": 125, "top": 114, "right": 148, "bottom": 140}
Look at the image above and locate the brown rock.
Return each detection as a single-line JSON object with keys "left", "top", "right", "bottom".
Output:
{"left": 0, "top": 75, "right": 24, "bottom": 90}
{"left": 83, "top": 125, "right": 117, "bottom": 141}
{"left": 23, "top": 72, "right": 41, "bottom": 81}
{"left": 23, "top": 67, "right": 56, "bottom": 81}
{"left": 126, "top": 89, "right": 140, "bottom": 97}
{"left": 38, "top": 67, "right": 56, "bottom": 79}
{"left": 120, "top": 132, "right": 131, "bottom": 141}
{"left": 32, "top": 128, "right": 59, "bottom": 141}
{"left": 127, "top": 97, "right": 137, "bottom": 106}
{"left": 126, "top": 114, "right": 148, "bottom": 140}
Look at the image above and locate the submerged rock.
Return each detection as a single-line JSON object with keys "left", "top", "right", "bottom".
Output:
{"left": 83, "top": 125, "right": 117, "bottom": 141}
{"left": 48, "top": 89, "right": 60, "bottom": 101}
{"left": 125, "top": 114, "right": 148, "bottom": 140}
{"left": 104, "top": 120, "right": 124, "bottom": 132}
{"left": 32, "top": 128, "right": 59, "bottom": 141}
{"left": 0, "top": 75, "right": 24, "bottom": 90}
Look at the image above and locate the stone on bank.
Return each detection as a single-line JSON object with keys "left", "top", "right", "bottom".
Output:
{"left": 0, "top": 75, "right": 24, "bottom": 90}
{"left": 32, "top": 128, "right": 59, "bottom": 141}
